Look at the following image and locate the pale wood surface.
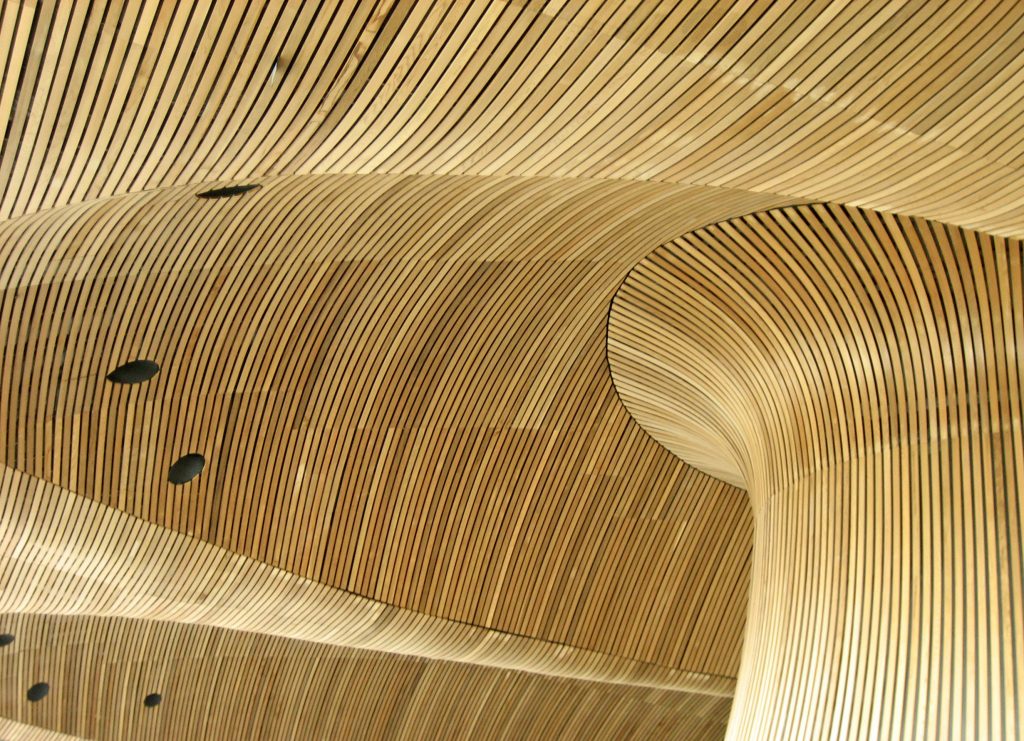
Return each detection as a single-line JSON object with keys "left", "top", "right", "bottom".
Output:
{"left": 2, "top": 1, "right": 1024, "bottom": 236}
{"left": 0, "top": 717, "right": 79, "bottom": 741}
{"left": 0, "top": 1, "right": 1021, "bottom": 739}
{"left": 0, "top": 613, "right": 732, "bottom": 740}
{"left": 0, "top": 176, "right": 780, "bottom": 677}
{"left": 609, "top": 204, "right": 1023, "bottom": 739}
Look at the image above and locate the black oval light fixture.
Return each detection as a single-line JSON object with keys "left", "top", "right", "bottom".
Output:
{"left": 27, "top": 682, "right": 49, "bottom": 702}
{"left": 106, "top": 359, "right": 160, "bottom": 384}
{"left": 168, "top": 453, "right": 205, "bottom": 484}
{"left": 196, "top": 183, "right": 261, "bottom": 199}
{"left": 0, "top": 633, "right": 13, "bottom": 647}
{"left": 143, "top": 692, "right": 162, "bottom": 707}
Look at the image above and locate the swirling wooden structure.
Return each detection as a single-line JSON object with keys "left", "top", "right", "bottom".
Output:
{"left": 0, "top": 2, "right": 1021, "bottom": 739}
{"left": 609, "top": 204, "right": 1023, "bottom": 739}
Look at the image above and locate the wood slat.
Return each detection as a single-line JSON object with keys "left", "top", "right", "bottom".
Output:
{"left": 0, "top": 175, "right": 789, "bottom": 738}
{"left": 0, "top": 1, "right": 1022, "bottom": 738}
{"left": 0, "top": 2, "right": 1023, "bottom": 234}
{"left": 0, "top": 461, "right": 736, "bottom": 697}
{"left": 0, "top": 176, "right": 785, "bottom": 681}
{"left": 0, "top": 613, "right": 732, "bottom": 740}
{"left": 609, "top": 203, "right": 1023, "bottom": 739}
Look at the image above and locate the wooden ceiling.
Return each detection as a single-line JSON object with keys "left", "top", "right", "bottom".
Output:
{"left": 0, "top": 613, "right": 733, "bottom": 740}
{"left": 610, "top": 203, "right": 1022, "bottom": 738}
{"left": 0, "top": 2, "right": 1021, "bottom": 739}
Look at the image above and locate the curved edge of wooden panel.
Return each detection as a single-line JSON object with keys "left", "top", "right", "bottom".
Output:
{"left": 608, "top": 203, "right": 1023, "bottom": 739}
{"left": 0, "top": 717, "right": 82, "bottom": 741}
{"left": 0, "top": 611, "right": 735, "bottom": 741}
{"left": 0, "top": 462, "right": 735, "bottom": 698}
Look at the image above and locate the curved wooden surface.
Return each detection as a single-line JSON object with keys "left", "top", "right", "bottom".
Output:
{"left": 3, "top": 0, "right": 1024, "bottom": 237}
{"left": 0, "top": 461, "right": 736, "bottom": 696}
{"left": 609, "top": 203, "right": 1022, "bottom": 739}
{"left": 0, "top": 176, "right": 779, "bottom": 737}
{"left": 0, "top": 176, "right": 778, "bottom": 677}
{"left": 0, "top": 613, "right": 731, "bottom": 740}
{"left": 0, "top": 718, "right": 79, "bottom": 741}
{"left": 0, "top": 1, "right": 1021, "bottom": 739}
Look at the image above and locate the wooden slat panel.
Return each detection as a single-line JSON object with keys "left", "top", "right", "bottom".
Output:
{"left": 0, "top": 1, "right": 1022, "bottom": 738}
{"left": 0, "top": 176, "right": 787, "bottom": 680}
{"left": 0, "top": 613, "right": 733, "bottom": 740}
{"left": 1, "top": 2, "right": 1024, "bottom": 234}
{"left": 0, "top": 717, "right": 80, "bottom": 741}
{"left": 609, "top": 203, "right": 1023, "bottom": 739}
{"left": 0, "top": 461, "right": 735, "bottom": 697}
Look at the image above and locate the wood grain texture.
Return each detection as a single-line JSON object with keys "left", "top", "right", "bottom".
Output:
{"left": 0, "top": 717, "right": 79, "bottom": 741}
{"left": 1, "top": 1, "right": 1022, "bottom": 738}
{"left": 0, "top": 175, "right": 787, "bottom": 737}
{"left": 0, "top": 461, "right": 735, "bottom": 696}
{"left": 609, "top": 203, "right": 1023, "bottom": 739}
{"left": 0, "top": 613, "right": 732, "bottom": 741}
{"left": 3, "top": 1, "right": 1024, "bottom": 235}
{"left": 0, "top": 176, "right": 784, "bottom": 678}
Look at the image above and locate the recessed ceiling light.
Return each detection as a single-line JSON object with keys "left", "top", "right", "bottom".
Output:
{"left": 106, "top": 359, "right": 160, "bottom": 384}
{"left": 168, "top": 453, "right": 205, "bottom": 485}
{"left": 144, "top": 693, "right": 162, "bottom": 707}
{"left": 196, "top": 183, "right": 261, "bottom": 199}
{"left": 27, "top": 683, "right": 49, "bottom": 702}
{"left": 0, "top": 633, "right": 13, "bottom": 647}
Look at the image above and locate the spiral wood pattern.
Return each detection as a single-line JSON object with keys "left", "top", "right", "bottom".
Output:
{"left": 1, "top": 1, "right": 1023, "bottom": 738}
{"left": 609, "top": 203, "right": 1023, "bottom": 739}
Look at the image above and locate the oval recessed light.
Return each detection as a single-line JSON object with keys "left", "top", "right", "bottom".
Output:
{"left": 196, "top": 183, "right": 261, "bottom": 199}
{"left": 27, "top": 682, "right": 49, "bottom": 702}
{"left": 168, "top": 453, "right": 205, "bottom": 485}
{"left": 106, "top": 359, "right": 160, "bottom": 384}
{"left": 143, "top": 692, "right": 162, "bottom": 708}
{"left": 0, "top": 633, "right": 13, "bottom": 647}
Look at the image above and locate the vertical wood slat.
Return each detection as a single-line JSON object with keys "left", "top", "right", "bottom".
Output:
{"left": 1, "top": 177, "right": 792, "bottom": 739}
{"left": 0, "top": 461, "right": 737, "bottom": 698}
{"left": 0, "top": 176, "right": 786, "bottom": 681}
{"left": 608, "top": 203, "right": 1023, "bottom": 739}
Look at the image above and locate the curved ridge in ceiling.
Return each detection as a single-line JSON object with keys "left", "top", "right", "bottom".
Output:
{"left": 1, "top": 2, "right": 1023, "bottom": 739}
{"left": 608, "top": 203, "right": 1022, "bottom": 740}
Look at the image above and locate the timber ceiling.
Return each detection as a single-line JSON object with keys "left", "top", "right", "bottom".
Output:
{"left": 0, "top": 2, "right": 1021, "bottom": 739}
